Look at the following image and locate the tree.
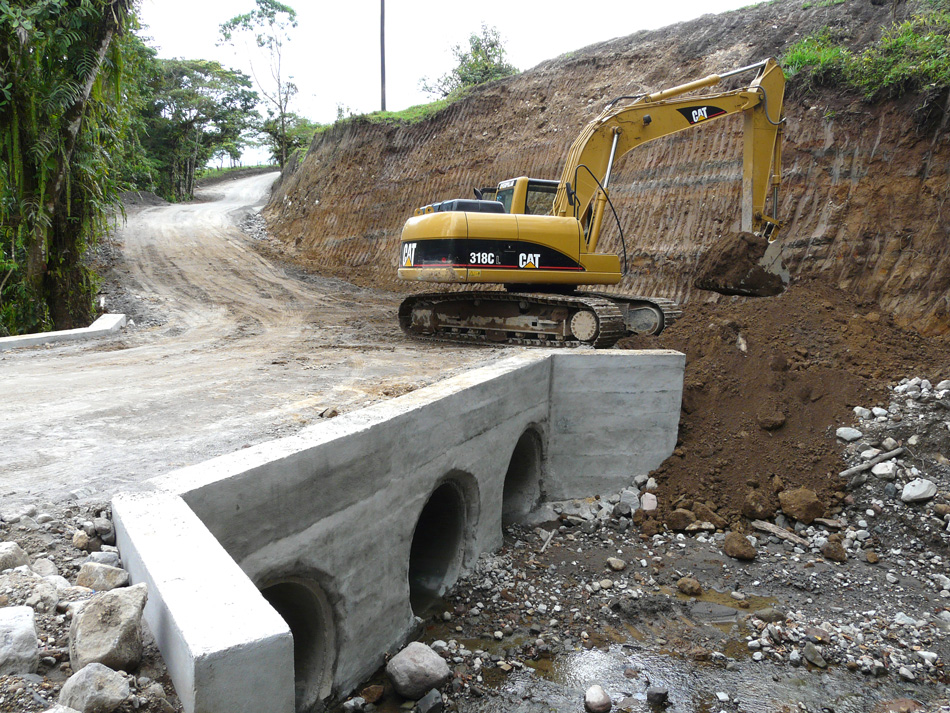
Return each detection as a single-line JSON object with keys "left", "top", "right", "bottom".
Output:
{"left": 1, "top": 0, "right": 136, "bottom": 334}
{"left": 219, "top": 0, "right": 297, "bottom": 167}
{"left": 421, "top": 24, "right": 518, "bottom": 98}
{"left": 260, "top": 111, "right": 319, "bottom": 165}
{"left": 140, "top": 57, "right": 260, "bottom": 201}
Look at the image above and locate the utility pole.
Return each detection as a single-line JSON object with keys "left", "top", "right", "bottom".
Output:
{"left": 380, "top": 0, "right": 386, "bottom": 111}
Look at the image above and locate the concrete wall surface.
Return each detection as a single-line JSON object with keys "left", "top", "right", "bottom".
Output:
{"left": 115, "top": 349, "right": 684, "bottom": 713}
{"left": 0, "top": 313, "right": 127, "bottom": 351}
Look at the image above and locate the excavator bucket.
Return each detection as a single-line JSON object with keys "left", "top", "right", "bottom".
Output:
{"left": 693, "top": 231, "right": 789, "bottom": 297}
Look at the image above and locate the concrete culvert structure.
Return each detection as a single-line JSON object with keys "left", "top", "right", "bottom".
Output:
{"left": 260, "top": 578, "right": 336, "bottom": 713}
{"left": 503, "top": 428, "right": 543, "bottom": 528}
{"left": 408, "top": 479, "right": 469, "bottom": 614}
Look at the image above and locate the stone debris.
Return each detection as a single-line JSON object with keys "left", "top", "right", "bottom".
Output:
{"left": 385, "top": 642, "right": 451, "bottom": 700}
{"left": 58, "top": 662, "right": 130, "bottom": 713}
{"left": 74, "top": 562, "right": 130, "bottom": 592}
{"left": 69, "top": 583, "right": 148, "bottom": 672}
{"left": 584, "top": 683, "right": 612, "bottom": 712}
{"left": 0, "top": 605, "right": 39, "bottom": 675}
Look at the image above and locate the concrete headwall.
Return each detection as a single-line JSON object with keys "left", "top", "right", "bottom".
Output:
{"left": 114, "top": 349, "right": 684, "bottom": 713}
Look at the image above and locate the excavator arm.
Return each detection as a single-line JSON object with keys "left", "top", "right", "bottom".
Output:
{"left": 553, "top": 58, "right": 785, "bottom": 254}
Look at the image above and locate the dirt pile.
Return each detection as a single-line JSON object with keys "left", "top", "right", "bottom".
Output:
{"left": 621, "top": 278, "right": 950, "bottom": 529}
{"left": 264, "top": 0, "right": 950, "bottom": 336}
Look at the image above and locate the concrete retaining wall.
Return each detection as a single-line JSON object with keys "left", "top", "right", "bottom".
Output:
{"left": 113, "top": 349, "right": 684, "bottom": 713}
{"left": 0, "top": 313, "right": 126, "bottom": 351}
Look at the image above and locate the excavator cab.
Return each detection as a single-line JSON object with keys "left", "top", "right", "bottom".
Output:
{"left": 494, "top": 177, "right": 558, "bottom": 215}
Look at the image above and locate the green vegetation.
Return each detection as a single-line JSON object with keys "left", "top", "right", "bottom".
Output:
{"left": 1, "top": 0, "right": 137, "bottom": 336}
{"left": 784, "top": 8, "right": 950, "bottom": 99}
{"left": 420, "top": 24, "right": 518, "bottom": 98}
{"left": 196, "top": 164, "right": 275, "bottom": 181}
{"left": 801, "top": 0, "right": 846, "bottom": 9}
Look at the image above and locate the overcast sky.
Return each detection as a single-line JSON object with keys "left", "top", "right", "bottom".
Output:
{"left": 138, "top": 0, "right": 764, "bottom": 162}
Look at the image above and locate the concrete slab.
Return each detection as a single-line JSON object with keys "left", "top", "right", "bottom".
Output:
{"left": 116, "top": 349, "right": 684, "bottom": 713}
{"left": 0, "top": 313, "right": 127, "bottom": 351}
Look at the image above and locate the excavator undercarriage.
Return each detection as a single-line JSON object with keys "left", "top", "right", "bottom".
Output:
{"left": 398, "top": 291, "right": 681, "bottom": 348}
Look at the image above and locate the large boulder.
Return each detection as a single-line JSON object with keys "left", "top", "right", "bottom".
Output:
{"left": 69, "top": 583, "right": 148, "bottom": 672}
{"left": 0, "top": 606, "right": 38, "bottom": 675}
{"left": 385, "top": 642, "right": 451, "bottom": 699}
{"left": 778, "top": 487, "right": 824, "bottom": 524}
{"left": 59, "top": 662, "right": 130, "bottom": 713}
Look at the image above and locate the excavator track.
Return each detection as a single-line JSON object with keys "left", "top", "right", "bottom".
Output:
{"left": 398, "top": 291, "right": 679, "bottom": 349}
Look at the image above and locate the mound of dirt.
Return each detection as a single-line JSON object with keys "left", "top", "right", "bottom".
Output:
{"left": 620, "top": 277, "right": 950, "bottom": 528}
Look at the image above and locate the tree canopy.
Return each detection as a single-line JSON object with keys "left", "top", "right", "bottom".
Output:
{"left": 421, "top": 24, "right": 519, "bottom": 98}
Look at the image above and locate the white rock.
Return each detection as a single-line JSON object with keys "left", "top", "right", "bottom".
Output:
{"left": 871, "top": 462, "right": 898, "bottom": 479}
{"left": 872, "top": 407, "right": 888, "bottom": 417}
{"left": 385, "top": 642, "right": 451, "bottom": 699}
{"left": 853, "top": 407, "right": 872, "bottom": 419}
{"left": 917, "top": 651, "right": 938, "bottom": 665}
{"left": 641, "top": 493, "right": 658, "bottom": 511}
{"left": 584, "top": 684, "right": 612, "bottom": 713}
{"left": 860, "top": 448, "right": 882, "bottom": 460}
{"left": 901, "top": 479, "right": 937, "bottom": 503}
{"left": 0, "top": 542, "right": 30, "bottom": 571}
{"left": 0, "top": 606, "right": 39, "bottom": 675}
{"left": 836, "top": 427, "right": 863, "bottom": 442}
{"left": 59, "top": 662, "right": 130, "bottom": 712}
{"left": 936, "top": 380, "right": 950, "bottom": 391}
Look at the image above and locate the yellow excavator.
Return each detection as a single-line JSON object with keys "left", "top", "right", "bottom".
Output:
{"left": 397, "top": 58, "right": 787, "bottom": 348}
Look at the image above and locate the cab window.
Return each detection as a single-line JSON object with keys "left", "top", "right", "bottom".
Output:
{"left": 496, "top": 188, "right": 514, "bottom": 214}
{"left": 524, "top": 181, "right": 556, "bottom": 215}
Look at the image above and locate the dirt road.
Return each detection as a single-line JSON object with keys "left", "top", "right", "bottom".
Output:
{"left": 0, "top": 173, "right": 499, "bottom": 508}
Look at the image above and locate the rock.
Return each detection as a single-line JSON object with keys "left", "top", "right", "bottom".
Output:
{"left": 385, "top": 642, "right": 451, "bottom": 700}
{"left": 85, "top": 551, "right": 121, "bottom": 568}
{"left": 71, "top": 530, "right": 101, "bottom": 553}
{"left": 59, "top": 662, "right": 130, "bottom": 713}
{"left": 756, "top": 409, "right": 786, "bottom": 431}
{"left": 69, "top": 583, "right": 148, "bottom": 672}
{"left": 901, "top": 479, "right": 937, "bottom": 503}
{"left": 753, "top": 607, "right": 786, "bottom": 623}
{"left": 342, "top": 697, "right": 365, "bottom": 713}
{"left": 802, "top": 641, "right": 827, "bottom": 668}
{"left": 646, "top": 687, "right": 669, "bottom": 705}
{"left": 0, "top": 542, "right": 29, "bottom": 571}
{"left": 778, "top": 487, "right": 823, "bottom": 524}
{"left": 871, "top": 462, "right": 899, "bottom": 480}
{"left": 417, "top": 689, "right": 443, "bottom": 713}
{"left": 641, "top": 493, "right": 657, "bottom": 511}
{"left": 75, "top": 563, "right": 130, "bottom": 592}
{"left": 742, "top": 488, "right": 776, "bottom": 520}
{"left": 677, "top": 576, "right": 702, "bottom": 596}
{"left": 45, "top": 706, "right": 82, "bottom": 713}
{"left": 585, "top": 684, "right": 612, "bottom": 713}
{"left": 821, "top": 540, "right": 847, "bottom": 563}
{"left": 24, "top": 577, "right": 59, "bottom": 613}
{"left": 836, "top": 427, "right": 863, "bottom": 442}
{"left": 865, "top": 550, "right": 880, "bottom": 564}
{"left": 606, "top": 557, "right": 626, "bottom": 572}
{"left": 692, "top": 502, "right": 726, "bottom": 529}
{"left": 0, "top": 606, "right": 39, "bottom": 675}
{"left": 360, "top": 684, "right": 384, "bottom": 704}
{"left": 31, "top": 557, "right": 58, "bottom": 578}
{"left": 667, "top": 508, "right": 696, "bottom": 531}
{"left": 723, "top": 531, "right": 757, "bottom": 561}
{"left": 853, "top": 407, "right": 872, "bottom": 419}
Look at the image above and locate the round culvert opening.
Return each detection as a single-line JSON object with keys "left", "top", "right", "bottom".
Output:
{"left": 408, "top": 481, "right": 466, "bottom": 614}
{"left": 502, "top": 429, "right": 542, "bottom": 528}
{"left": 260, "top": 578, "right": 335, "bottom": 713}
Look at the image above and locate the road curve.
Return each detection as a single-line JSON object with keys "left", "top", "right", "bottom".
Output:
{"left": 0, "top": 173, "right": 499, "bottom": 507}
